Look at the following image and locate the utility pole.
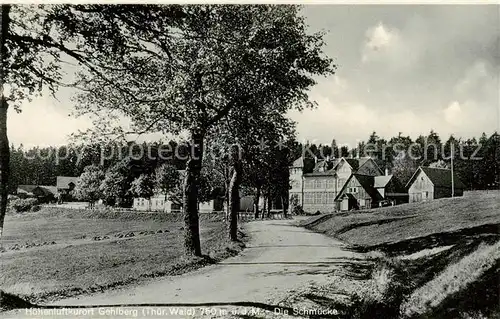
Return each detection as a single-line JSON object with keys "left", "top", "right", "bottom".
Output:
{"left": 451, "top": 142, "right": 454, "bottom": 198}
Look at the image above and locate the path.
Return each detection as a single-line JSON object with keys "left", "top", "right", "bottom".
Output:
{"left": 3, "top": 218, "right": 364, "bottom": 318}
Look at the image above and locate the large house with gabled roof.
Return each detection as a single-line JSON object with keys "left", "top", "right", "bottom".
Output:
{"left": 290, "top": 156, "right": 389, "bottom": 212}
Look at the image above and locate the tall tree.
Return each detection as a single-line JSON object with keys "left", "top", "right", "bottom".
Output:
{"left": 130, "top": 174, "right": 155, "bottom": 199}
{"left": 73, "top": 165, "right": 104, "bottom": 208}
{"left": 0, "top": 5, "right": 11, "bottom": 240}
{"left": 0, "top": 4, "right": 182, "bottom": 238}
{"left": 73, "top": 5, "right": 333, "bottom": 255}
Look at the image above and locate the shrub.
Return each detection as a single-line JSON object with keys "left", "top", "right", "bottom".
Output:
{"left": 30, "top": 205, "right": 41, "bottom": 212}
{"left": 10, "top": 198, "right": 39, "bottom": 213}
{"left": 290, "top": 194, "right": 304, "bottom": 215}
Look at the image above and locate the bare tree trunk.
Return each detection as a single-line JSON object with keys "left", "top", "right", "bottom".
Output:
{"left": 224, "top": 163, "right": 230, "bottom": 221}
{"left": 228, "top": 145, "right": 241, "bottom": 241}
{"left": 183, "top": 130, "right": 203, "bottom": 256}
{"left": 0, "top": 5, "right": 10, "bottom": 241}
{"left": 261, "top": 193, "right": 267, "bottom": 220}
{"left": 253, "top": 184, "right": 260, "bottom": 219}
{"left": 266, "top": 190, "right": 272, "bottom": 218}
{"left": 282, "top": 194, "right": 289, "bottom": 218}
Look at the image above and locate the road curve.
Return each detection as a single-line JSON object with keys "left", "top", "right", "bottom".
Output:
{"left": 55, "top": 219, "right": 362, "bottom": 306}
{"left": 2, "top": 218, "right": 364, "bottom": 318}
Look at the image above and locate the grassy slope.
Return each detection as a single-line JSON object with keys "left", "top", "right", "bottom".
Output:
{"left": 299, "top": 192, "right": 500, "bottom": 318}
{"left": 305, "top": 193, "right": 500, "bottom": 248}
{"left": 0, "top": 208, "right": 244, "bottom": 305}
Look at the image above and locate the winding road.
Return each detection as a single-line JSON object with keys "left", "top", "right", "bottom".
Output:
{"left": 3, "top": 218, "right": 364, "bottom": 318}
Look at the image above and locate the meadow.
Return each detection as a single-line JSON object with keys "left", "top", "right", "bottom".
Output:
{"left": 0, "top": 208, "right": 243, "bottom": 306}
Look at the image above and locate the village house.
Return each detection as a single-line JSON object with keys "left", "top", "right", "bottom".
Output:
{"left": 16, "top": 185, "right": 58, "bottom": 203}
{"left": 290, "top": 156, "right": 387, "bottom": 213}
{"left": 56, "top": 176, "right": 79, "bottom": 201}
{"left": 133, "top": 193, "right": 182, "bottom": 213}
{"left": 133, "top": 194, "right": 223, "bottom": 213}
{"left": 335, "top": 173, "right": 408, "bottom": 211}
{"left": 132, "top": 169, "right": 224, "bottom": 213}
{"left": 406, "top": 166, "right": 465, "bottom": 203}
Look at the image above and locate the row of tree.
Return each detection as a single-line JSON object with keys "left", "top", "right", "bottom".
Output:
{"left": 0, "top": 5, "right": 334, "bottom": 257}
{"left": 73, "top": 162, "right": 184, "bottom": 208}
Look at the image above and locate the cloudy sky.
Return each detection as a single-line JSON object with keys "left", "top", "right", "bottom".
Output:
{"left": 8, "top": 5, "right": 500, "bottom": 147}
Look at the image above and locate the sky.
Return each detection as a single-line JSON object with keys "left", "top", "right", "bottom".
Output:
{"left": 8, "top": 5, "right": 500, "bottom": 148}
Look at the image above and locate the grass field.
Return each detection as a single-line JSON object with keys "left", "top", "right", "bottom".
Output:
{"left": 0, "top": 208, "right": 244, "bottom": 305}
{"left": 304, "top": 192, "right": 499, "bottom": 251}
{"left": 298, "top": 192, "right": 500, "bottom": 318}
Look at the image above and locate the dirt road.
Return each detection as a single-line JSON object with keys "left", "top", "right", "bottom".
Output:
{"left": 4, "top": 218, "right": 364, "bottom": 318}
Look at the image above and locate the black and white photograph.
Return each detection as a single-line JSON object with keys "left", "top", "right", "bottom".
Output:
{"left": 0, "top": 2, "right": 499, "bottom": 318}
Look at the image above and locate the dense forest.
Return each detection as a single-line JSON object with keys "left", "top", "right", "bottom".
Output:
{"left": 9, "top": 130, "right": 500, "bottom": 200}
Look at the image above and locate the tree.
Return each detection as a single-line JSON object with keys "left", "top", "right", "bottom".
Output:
{"left": 155, "top": 163, "right": 181, "bottom": 196}
{"left": 340, "top": 145, "right": 349, "bottom": 158}
{"left": 73, "top": 5, "right": 334, "bottom": 255}
{"left": 392, "top": 151, "right": 419, "bottom": 186}
{"left": 130, "top": 174, "right": 155, "bottom": 199}
{"left": 73, "top": 165, "right": 104, "bottom": 208}
{"left": 100, "top": 162, "right": 132, "bottom": 207}
{"left": 0, "top": 4, "right": 183, "bottom": 238}
{"left": 330, "top": 139, "right": 339, "bottom": 158}
{"left": 429, "top": 160, "right": 449, "bottom": 169}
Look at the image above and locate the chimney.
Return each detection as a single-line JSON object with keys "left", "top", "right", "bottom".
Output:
{"left": 385, "top": 167, "right": 389, "bottom": 176}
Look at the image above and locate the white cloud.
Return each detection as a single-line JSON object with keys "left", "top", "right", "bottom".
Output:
{"left": 443, "top": 101, "right": 463, "bottom": 125}
{"left": 362, "top": 22, "right": 400, "bottom": 63}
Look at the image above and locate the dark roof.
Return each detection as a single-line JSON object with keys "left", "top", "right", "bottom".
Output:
{"left": 40, "top": 186, "right": 58, "bottom": 196}
{"left": 56, "top": 176, "right": 79, "bottom": 189}
{"left": 354, "top": 174, "right": 384, "bottom": 201}
{"left": 344, "top": 158, "right": 361, "bottom": 170}
{"left": 17, "top": 185, "right": 57, "bottom": 196}
{"left": 335, "top": 174, "right": 384, "bottom": 202}
{"left": 420, "top": 167, "right": 466, "bottom": 189}
{"left": 313, "top": 159, "right": 338, "bottom": 172}
{"left": 17, "top": 185, "right": 38, "bottom": 193}
{"left": 330, "top": 157, "right": 374, "bottom": 173}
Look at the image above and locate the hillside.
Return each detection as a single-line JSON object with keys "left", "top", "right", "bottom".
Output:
{"left": 297, "top": 192, "right": 500, "bottom": 318}
{"left": 304, "top": 191, "right": 500, "bottom": 254}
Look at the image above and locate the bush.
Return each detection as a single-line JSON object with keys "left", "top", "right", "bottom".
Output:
{"left": 290, "top": 194, "right": 304, "bottom": 215}
{"left": 10, "top": 198, "right": 39, "bottom": 213}
{"left": 30, "top": 205, "right": 41, "bottom": 212}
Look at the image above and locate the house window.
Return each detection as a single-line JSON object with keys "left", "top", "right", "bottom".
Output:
{"left": 326, "top": 180, "right": 334, "bottom": 189}
{"left": 315, "top": 180, "right": 321, "bottom": 189}
{"left": 305, "top": 180, "right": 312, "bottom": 189}
{"left": 352, "top": 187, "right": 358, "bottom": 194}
{"left": 305, "top": 193, "right": 313, "bottom": 204}
{"left": 327, "top": 193, "right": 333, "bottom": 204}
{"left": 314, "top": 193, "right": 321, "bottom": 204}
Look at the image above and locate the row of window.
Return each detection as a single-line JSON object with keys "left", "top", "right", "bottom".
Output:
{"left": 304, "top": 192, "right": 337, "bottom": 205}
{"left": 347, "top": 187, "right": 359, "bottom": 194}
{"left": 304, "top": 179, "right": 346, "bottom": 190}
{"left": 137, "top": 198, "right": 166, "bottom": 207}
